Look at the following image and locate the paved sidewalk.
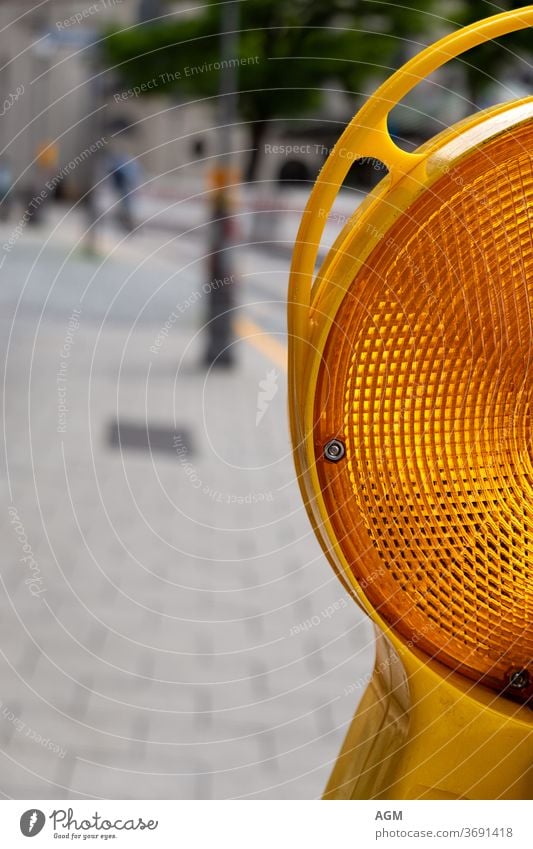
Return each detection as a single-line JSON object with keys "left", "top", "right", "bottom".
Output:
{"left": 0, "top": 207, "right": 374, "bottom": 799}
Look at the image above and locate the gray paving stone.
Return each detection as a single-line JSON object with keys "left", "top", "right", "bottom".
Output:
{"left": 0, "top": 211, "right": 374, "bottom": 799}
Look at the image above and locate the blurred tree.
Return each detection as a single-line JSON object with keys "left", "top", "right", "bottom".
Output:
{"left": 452, "top": 1, "right": 532, "bottom": 110}
{"left": 104, "top": 0, "right": 439, "bottom": 181}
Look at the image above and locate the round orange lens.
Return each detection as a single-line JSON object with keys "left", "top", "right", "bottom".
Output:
{"left": 314, "top": 121, "right": 533, "bottom": 697}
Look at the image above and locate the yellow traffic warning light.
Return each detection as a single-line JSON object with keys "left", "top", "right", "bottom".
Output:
{"left": 288, "top": 8, "right": 533, "bottom": 799}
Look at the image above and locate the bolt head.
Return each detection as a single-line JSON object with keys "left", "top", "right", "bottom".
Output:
{"left": 506, "top": 668, "right": 530, "bottom": 690}
{"left": 324, "top": 438, "right": 346, "bottom": 463}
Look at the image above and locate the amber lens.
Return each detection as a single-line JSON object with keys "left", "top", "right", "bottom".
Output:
{"left": 315, "top": 121, "right": 533, "bottom": 696}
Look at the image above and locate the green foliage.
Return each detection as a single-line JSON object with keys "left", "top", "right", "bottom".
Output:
{"left": 104, "top": 0, "right": 440, "bottom": 121}
{"left": 451, "top": 1, "right": 532, "bottom": 105}
{"left": 103, "top": 1, "right": 530, "bottom": 177}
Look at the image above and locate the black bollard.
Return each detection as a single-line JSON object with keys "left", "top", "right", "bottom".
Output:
{"left": 204, "top": 187, "right": 236, "bottom": 368}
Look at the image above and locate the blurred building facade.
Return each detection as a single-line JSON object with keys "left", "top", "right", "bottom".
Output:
{"left": 0, "top": 0, "right": 215, "bottom": 199}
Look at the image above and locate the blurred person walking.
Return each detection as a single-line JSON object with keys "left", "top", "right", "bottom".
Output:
{"left": 21, "top": 139, "right": 59, "bottom": 226}
{"left": 107, "top": 150, "right": 142, "bottom": 231}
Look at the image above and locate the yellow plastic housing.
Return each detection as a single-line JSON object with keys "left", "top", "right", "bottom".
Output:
{"left": 315, "top": 120, "right": 533, "bottom": 696}
{"left": 288, "top": 8, "right": 533, "bottom": 798}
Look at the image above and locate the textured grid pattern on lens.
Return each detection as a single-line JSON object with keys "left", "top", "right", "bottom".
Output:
{"left": 316, "top": 123, "right": 533, "bottom": 692}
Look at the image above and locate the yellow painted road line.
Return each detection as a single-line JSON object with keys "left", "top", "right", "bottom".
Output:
{"left": 235, "top": 316, "right": 287, "bottom": 371}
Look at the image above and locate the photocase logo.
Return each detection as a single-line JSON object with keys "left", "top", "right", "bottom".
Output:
{"left": 20, "top": 809, "right": 45, "bottom": 837}
{"left": 256, "top": 369, "right": 279, "bottom": 426}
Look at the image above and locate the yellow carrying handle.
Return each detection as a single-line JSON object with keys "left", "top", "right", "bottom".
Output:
{"left": 288, "top": 6, "right": 533, "bottom": 353}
